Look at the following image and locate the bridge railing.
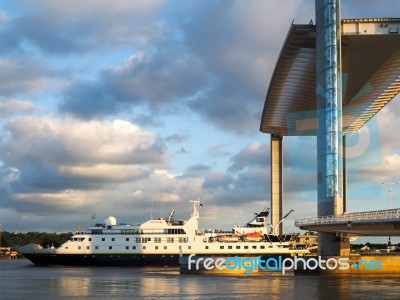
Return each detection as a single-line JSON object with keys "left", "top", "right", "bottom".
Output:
{"left": 295, "top": 208, "right": 400, "bottom": 226}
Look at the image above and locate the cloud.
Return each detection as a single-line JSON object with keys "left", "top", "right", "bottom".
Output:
{"left": 228, "top": 142, "right": 268, "bottom": 172}
{"left": 342, "top": 0, "right": 400, "bottom": 19}
{"left": 59, "top": 50, "right": 210, "bottom": 119}
{"left": 181, "top": 0, "right": 314, "bottom": 133}
{"left": 0, "top": 0, "right": 167, "bottom": 55}
{"left": 1, "top": 1, "right": 399, "bottom": 234}
{"left": 0, "top": 116, "right": 166, "bottom": 194}
{"left": 201, "top": 142, "right": 270, "bottom": 206}
{"left": 0, "top": 98, "right": 35, "bottom": 116}
{"left": 165, "top": 133, "right": 187, "bottom": 143}
{"left": 0, "top": 58, "right": 49, "bottom": 96}
{"left": 54, "top": 0, "right": 315, "bottom": 133}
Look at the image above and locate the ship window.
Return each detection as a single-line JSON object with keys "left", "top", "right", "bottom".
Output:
{"left": 112, "top": 238, "right": 115, "bottom": 242}
{"left": 65, "top": 247, "right": 68, "bottom": 249}
{"left": 164, "top": 246, "right": 167, "bottom": 250}
{"left": 109, "top": 246, "right": 112, "bottom": 250}
{"left": 95, "top": 246, "right": 98, "bottom": 250}
{"left": 155, "top": 246, "right": 158, "bottom": 250}
{"left": 102, "top": 238, "right": 105, "bottom": 241}
{"left": 205, "top": 246, "right": 209, "bottom": 250}
{"left": 244, "top": 246, "right": 248, "bottom": 249}
{"left": 260, "top": 246, "right": 265, "bottom": 249}
{"left": 220, "top": 246, "right": 224, "bottom": 249}
{"left": 86, "top": 246, "right": 90, "bottom": 250}
{"left": 126, "top": 238, "right": 129, "bottom": 241}
{"left": 136, "top": 238, "right": 141, "bottom": 243}
{"left": 269, "top": 245, "right": 273, "bottom": 248}
{"left": 178, "top": 237, "right": 188, "bottom": 243}
{"left": 228, "top": 246, "right": 232, "bottom": 249}
{"left": 125, "top": 246, "right": 129, "bottom": 250}
{"left": 132, "top": 246, "right": 136, "bottom": 250}
{"left": 148, "top": 238, "right": 151, "bottom": 242}
{"left": 188, "top": 246, "right": 191, "bottom": 250}
{"left": 236, "top": 246, "right": 240, "bottom": 249}
{"left": 143, "top": 246, "right": 146, "bottom": 250}
{"left": 252, "top": 246, "right": 257, "bottom": 249}
{"left": 256, "top": 217, "right": 264, "bottom": 222}
{"left": 89, "top": 238, "right": 92, "bottom": 242}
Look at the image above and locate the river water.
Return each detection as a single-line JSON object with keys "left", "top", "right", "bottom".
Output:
{"left": 1, "top": 259, "right": 399, "bottom": 299}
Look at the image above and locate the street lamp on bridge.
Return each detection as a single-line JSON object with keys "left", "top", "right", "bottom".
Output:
{"left": 382, "top": 181, "right": 398, "bottom": 209}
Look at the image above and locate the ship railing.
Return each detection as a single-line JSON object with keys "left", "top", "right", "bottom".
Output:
{"left": 203, "top": 230, "right": 235, "bottom": 234}
{"left": 295, "top": 208, "right": 400, "bottom": 226}
{"left": 76, "top": 231, "right": 191, "bottom": 236}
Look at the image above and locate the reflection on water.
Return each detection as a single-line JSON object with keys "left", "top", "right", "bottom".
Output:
{"left": 1, "top": 259, "right": 400, "bottom": 299}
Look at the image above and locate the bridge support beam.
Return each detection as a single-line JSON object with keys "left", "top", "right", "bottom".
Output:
{"left": 316, "top": 0, "right": 347, "bottom": 256}
{"left": 271, "top": 134, "right": 283, "bottom": 236}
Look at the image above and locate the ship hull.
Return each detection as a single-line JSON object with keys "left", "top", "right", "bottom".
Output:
{"left": 22, "top": 252, "right": 294, "bottom": 267}
{"left": 22, "top": 253, "right": 180, "bottom": 267}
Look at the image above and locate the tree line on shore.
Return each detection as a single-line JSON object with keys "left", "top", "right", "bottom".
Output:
{"left": 0, "top": 231, "right": 73, "bottom": 250}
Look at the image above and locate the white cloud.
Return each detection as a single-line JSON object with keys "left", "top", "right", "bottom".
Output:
{"left": 11, "top": 189, "right": 86, "bottom": 209}
{"left": 1, "top": 116, "right": 166, "bottom": 167}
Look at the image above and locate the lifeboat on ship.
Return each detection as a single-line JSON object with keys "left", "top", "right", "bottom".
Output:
{"left": 217, "top": 234, "right": 240, "bottom": 242}
{"left": 244, "top": 232, "right": 263, "bottom": 242}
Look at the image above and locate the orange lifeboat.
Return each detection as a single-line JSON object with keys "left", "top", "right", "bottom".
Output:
{"left": 244, "top": 232, "right": 263, "bottom": 242}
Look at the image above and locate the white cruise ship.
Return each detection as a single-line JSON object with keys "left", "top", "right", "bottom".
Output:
{"left": 19, "top": 200, "right": 309, "bottom": 266}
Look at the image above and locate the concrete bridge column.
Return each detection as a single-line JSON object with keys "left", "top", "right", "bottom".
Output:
{"left": 271, "top": 134, "right": 283, "bottom": 236}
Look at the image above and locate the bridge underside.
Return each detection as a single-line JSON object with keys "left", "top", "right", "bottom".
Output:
{"left": 296, "top": 209, "right": 400, "bottom": 236}
{"left": 298, "top": 221, "right": 400, "bottom": 236}
{"left": 260, "top": 19, "right": 400, "bottom": 136}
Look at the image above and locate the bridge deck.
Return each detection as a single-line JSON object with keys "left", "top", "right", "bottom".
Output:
{"left": 295, "top": 209, "right": 400, "bottom": 236}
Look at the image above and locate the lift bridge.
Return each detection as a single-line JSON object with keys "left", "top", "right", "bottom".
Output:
{"left": 260, "top": 0, "right": 400, "bottom": 256}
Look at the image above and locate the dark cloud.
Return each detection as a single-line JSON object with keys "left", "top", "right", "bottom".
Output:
{"left": 178, "top": 0, "right": 314, "bottom": 133}
{"left": 58, "top": 81, "right": 121, "bottom": 119}
{"left": 0, "top": 0, "right": 167, "bottom": 55}
{"left": 200, "top": 139, "right": 318, "bottom": 206}
{"left": 177, "top": 147, "right": 190, "bottom": 154}
{"left": 59, "top": 49, "right": 210, "bottom": 119}
{"left": 201, "top": 143, "right": 271, "bottom": 206}
{"left": 186, "top": 164, "right": 210, "bottom": 173}
{"left": 228, "top": 142, "right": 268, "bottom": 173}
{"left": 55, "top": 0, "right": 315, "bottom": 133}
{"left": 165, "top": 133, "right": 187, "bottom": 143}
{"left": 0, "top": 58, "right": 50, "bottom": 96}
{"left": 202, "top": 171, "right": 234, "bottom": 191}
{"left": 177, "top": 163, "right": 211, "bottom": 179}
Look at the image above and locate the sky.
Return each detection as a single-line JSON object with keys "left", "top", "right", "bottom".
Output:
{"left": 0, "top": 0, "right": 400, "bottom": 243}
